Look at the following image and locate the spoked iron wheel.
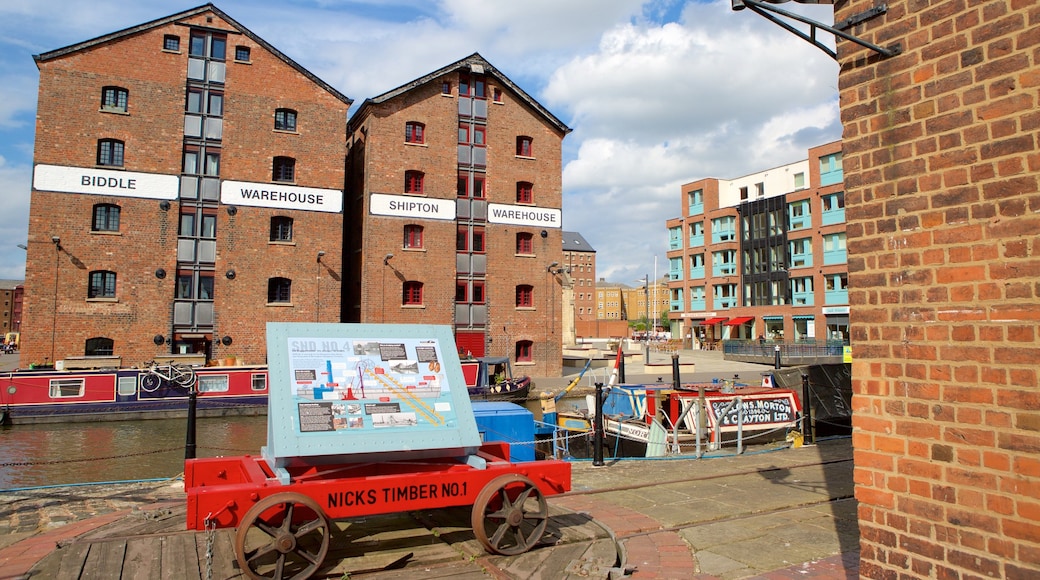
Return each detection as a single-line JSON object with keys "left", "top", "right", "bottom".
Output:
{"left": 471, "top": 474, "right": 549, "bottom": 555}
{"left": 234, "top": 492, "right": 331, "bottom": 580}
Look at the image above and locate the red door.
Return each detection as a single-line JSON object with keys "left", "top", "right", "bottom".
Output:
{"left": 455, "top": 331, "right": 485, "bottom": 358}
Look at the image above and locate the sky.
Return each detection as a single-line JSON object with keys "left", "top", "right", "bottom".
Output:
{"left": 0, "top": 0, "right": 840, "bottom": 284}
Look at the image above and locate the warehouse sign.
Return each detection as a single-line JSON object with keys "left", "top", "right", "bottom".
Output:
{"left": 370, "top": 193, "right": 456, "bottom": 220}
{"left": 487, "top": 203, "right": 561, "bottom": 228}
{"left": 221, "top": 180, "right": 342, "bottom": 213}
{"left": 33, "top": 164, "right": 178, "bottom": 199}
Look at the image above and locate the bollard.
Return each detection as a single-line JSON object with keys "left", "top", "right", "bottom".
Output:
{"left": 801, "top": 373, "right": 814, "bottom": 445}
{"left": 774, "top": 344, "right": 782, "bottom": 369}
{"left": 593, "top": 382, "right": 605, "bottom": 466}
{"left": 185, "top": 386, "right": 197, "bottom": 459}
{"left": 619, "top": 352, "right": 626, "bottom": 384}
{"left": 672, "top": 353, "right": 680, "bottom": 390}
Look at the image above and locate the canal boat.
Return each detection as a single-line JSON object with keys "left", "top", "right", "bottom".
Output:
{"left": 461, "top": 356, "right": 531, "bottom": 402}
{"left": 0, "top": 364, "right": 268, "bottom": 425}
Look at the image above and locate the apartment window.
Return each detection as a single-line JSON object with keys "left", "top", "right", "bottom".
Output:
{"left": 516, "top": 136, "right": 533, "bottom": 157}
{"left": 234, "top": 46, "right": 250, "bottom": 62}
{"left": 403, "top": 281, "right": 423, "bottom": 306}
{"left": 267, "top": 278, "right": 292, "bottom": 303}
{"left": 101, "top": 86, "right": 128, "bottom": 113}
{"left": 755, "top": 182, "right": 765, "bottom": 197}
{"left": 274, "top": 109, "right": 297, "bottom": 132}
{"left": 92, "top": 204, "right": 121, "bottom": 232}
{"left": 85, "top": 337, "right": 114, "bottom": 356}
{"left": 515, "top": 340, "right": 533, "bottom": 362}
{"left": 190, "top": 31, "right": 226, "bottom": 60}
{"left": 472, "top": 282, "right": 485, "bottom": 303}
{"left": 822, "top": 192, "right": 845, "bottom": 212}
{"left": 405, "top": 170, "right": 424, "bottom": 194}
{"left": 404, "top": 224, "right": 424, "bottom": 249}
{"left": 97, "top": 139, "right": 124, "bottom": 167}
{"left": 88, "top": 271, "right": 117, "bottom": 299}
{"left": 516, "top": 232, "right": 533, "bottom": 254}
{"left": 493, "top": 88, "right": 503, "bottom": 102}
{"left": 739, "top": 186, "right": 748, "bottom": 201}
{"left": 273, "top": 157, "right": 295, "bottom": 182}
{"left": 456, "top": 282, "right": 467, "bottom": 302}
{"left": 441, "top": 81, "right": 451, "bottom": 95}
{"left": 516, "top": 182, "right": 533, "bottom": 204}
{"left": 794, "top": 172, "right": 805, "bottom": 189}
{"left": 163, "top": 35, "right": 180, "bottom": 51}
{"left": 405, "top": 121, "right": 425, "bottom": 144}
{"left": 516, "top": 285, "right": 533, "bottom": 308}
{"left": 458, "top": 173, "right": 486, "bottom": 198}
{"left": 270, "top": 216, "right": 293, "bottom": 242}
{"left": 472, "top": 228, "right": 485, "bottom": 252}
{"left": 187, "top": 89, "right": 222, "bottom": 115}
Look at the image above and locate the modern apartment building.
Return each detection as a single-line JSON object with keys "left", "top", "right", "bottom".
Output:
{"left": 21, "top": 4, "right": 351, "bottom": 367}
{"left": 344, "top": 53, "right": 570, "bottom": 376}
{"left": 665, "top": 141, "right": 847, "bottom": 348}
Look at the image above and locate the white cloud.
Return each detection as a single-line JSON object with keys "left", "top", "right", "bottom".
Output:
{"left": 0, "top": 155, "right": 31, "bottom": 279}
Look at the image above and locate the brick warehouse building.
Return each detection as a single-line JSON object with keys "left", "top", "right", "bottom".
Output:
{"left": 21, "top": 4, "right": 351, "bottom": 367}
{"left": 825, "top": 0, "right": 1039, "bottom": 578}
{"left": 665, "top": 141, "right": 849, "bottom": 349}
{"left": 345, "top": 54, "right": 570, "bottom": 377}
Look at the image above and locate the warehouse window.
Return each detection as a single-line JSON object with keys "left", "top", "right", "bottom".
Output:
{"left": 404, "top": 224, "right": 424, "bottom": 249}
{"left": 88, "top": 271, "right": 117, "bottom": 299}
{"left": 516, "top": 285, "right": 533, "bottom": 308}
{"left": 100, "top": 86, "right": 128, "bottom": 113}
{"left": 234, "top": 46, "right": 251, "bottom": 62}
{"left": 515, "top": 341, "right": 532, "bottom": 362}
{"left": 97, "top": 139, "right": 124, "bottom": 167}
{"left": 405, "top": 170, "right": 424, "bottom": 194}
{"left": 403, "top": 281, "right": 423, "bottom": 306}
{"left": 267, "top": 278, "right": 292, "bottom": 304}
{"left": 85, "top": 337, "right": 114, "bottom": 356}
{"left": 274, "top": 109, "right": 296, "bottom": 132}
{"left": 273, "top": 156, "right": 295, "bottom": 182}
{"left": 270, "top": 216, "right": 293, "bottom": 242}
{"left": 516, "top": 136, "right": 533, "bottom": 157}
{"left": 92, "top": 204, "right": 121, "bottom": 232}
{"left": 516, "top": 232, "right": 533, "bottom": 255}
{"left": 516, "top": 182, "right": 533, "bottom": 204}
{"left": 163, "top": 35, "right": 180, "bottom": 52}
{"left": 405, "top": 122, "right": 425, "bottom": 144}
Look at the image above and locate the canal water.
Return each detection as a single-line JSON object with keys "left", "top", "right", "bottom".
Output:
{"left": 0, "top": 416, "right": 268, "bottom": 489}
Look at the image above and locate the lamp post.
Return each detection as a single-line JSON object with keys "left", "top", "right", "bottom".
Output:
{"left": 316, "top": 251, "right": 325, "bottom": 322}
{"left": 636, "top": 275, "right": 650, "bottom": 363}
{"left": 51, "top": 236, "right": 62, "bottom": 365}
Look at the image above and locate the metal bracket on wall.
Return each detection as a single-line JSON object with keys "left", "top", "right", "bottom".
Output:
{"left": 731, "top": 0, "right": 900, "bottom": 61}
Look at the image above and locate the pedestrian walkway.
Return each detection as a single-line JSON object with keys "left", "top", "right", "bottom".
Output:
{"left": 0, "top": 437, "right": 857, "bottom": 579}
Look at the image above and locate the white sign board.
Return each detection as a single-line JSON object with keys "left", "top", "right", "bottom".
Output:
{"left": 487, "top": 203, "right": 562, "bottom": 228}
{"left": 370, "top": 193, "right": 456, "bottom": 221}
{"left": 221, "top": 180, "right": 342, "bottom": 213}
{"left": 33, "top": 164, "right": 178, "bottom": 200}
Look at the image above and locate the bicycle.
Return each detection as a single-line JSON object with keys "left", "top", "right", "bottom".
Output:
{"left": 141, "top": 360, "right": 198, "bottom": 392}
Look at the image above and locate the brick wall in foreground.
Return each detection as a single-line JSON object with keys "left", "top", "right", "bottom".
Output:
{"left": 837, "top": 0, "right": 1040, "bottom": 578}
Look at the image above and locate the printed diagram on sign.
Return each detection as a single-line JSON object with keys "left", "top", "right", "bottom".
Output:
{"left": 288, "top": 337, "right": 451, "bottom": 434}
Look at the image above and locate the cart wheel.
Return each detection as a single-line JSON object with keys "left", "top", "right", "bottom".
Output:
{"left": 471, "top": 474, "right": 549, "bottom": 556}
{"left": 234, "top": 492, "right": 331, "bottom": 580}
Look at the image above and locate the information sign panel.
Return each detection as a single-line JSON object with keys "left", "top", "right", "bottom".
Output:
{"left": 263, "top": 323, "right": 481, "bottom": 473}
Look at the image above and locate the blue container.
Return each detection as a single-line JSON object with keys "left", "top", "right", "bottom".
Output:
{"left": 471, "top": 402, "right": 535, "bottom": 462}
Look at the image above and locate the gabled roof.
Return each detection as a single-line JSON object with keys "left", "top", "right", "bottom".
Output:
{"left": 562, "top": 231, "right": 595, "bottom": 253}
{"left": 34, "top": 3, "right": 352, "bottom": 106}
{"left": 349, "top": 52, "right": 570, "bottom": 135}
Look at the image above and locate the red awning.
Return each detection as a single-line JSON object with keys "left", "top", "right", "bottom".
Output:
{"left": 700, "top": 317, "right": 728, "bottom": 326}
{"left": 724, "top": 316, "right": 754, "bottom": 326}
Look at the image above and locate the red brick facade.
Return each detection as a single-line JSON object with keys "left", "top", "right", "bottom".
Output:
{"left": 346, "top": 55, "right": 568, "bottom": 376}
{"left": 837, "top": 0, "right": 1040, "bottom": 577}
{"left": 22, "top": 6, "right": 350, "bottom": 367}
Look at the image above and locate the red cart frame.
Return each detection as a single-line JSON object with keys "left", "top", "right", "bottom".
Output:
{"left": 185, "top": 442, "right": 570, "bottom": 579}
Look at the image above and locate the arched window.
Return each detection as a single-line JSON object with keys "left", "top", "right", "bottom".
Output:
{"left": 405, "top": 170, "right": 424, "bottom": 194}
{"left": 97, "top": 139, "right": 124, "bottom": 166}
{"left": 101, "top": 86, "right": 129, "bottom": 113}
{"left": 516, "top": 136, "right": 533, "bottom": 157}
{"left": 270, "top": 216, "right": 293, "bottom": 241}
{"left": 267, "top": 277, "right": 292, "bottom": 303}
{"left": 515, "top": 340, "right": 533, "bottom": 362}
{"left": 405, "top": 121, "right": 425, "bottom": 144}
{"left": 516, "top": 232, "right": 533, "bottom": 255}
{"left": 85, "top": 337, "right": 114, "bottom": 356}
{"left": 273, "top": 157, "right": 295, "bottom": 182}
{"left": 403, "top": 281, "right": 424, "bottom": 306}
{"left": 404, "top": 224, "right": 424, "bottom": 249}
{"left": 275, "top": 108, "right": 297, "bottom": 131}
{"left": 92, "top": 204, "right": 121, "bottom": 232}
{"left": 515, "top": 284, "right": 533, "bottom": 308}
{"left": 88, "top": 271, "right": 117, "bottom": 299}
{"left": 516, "top": 181, "right": 533, "bottom": 204}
